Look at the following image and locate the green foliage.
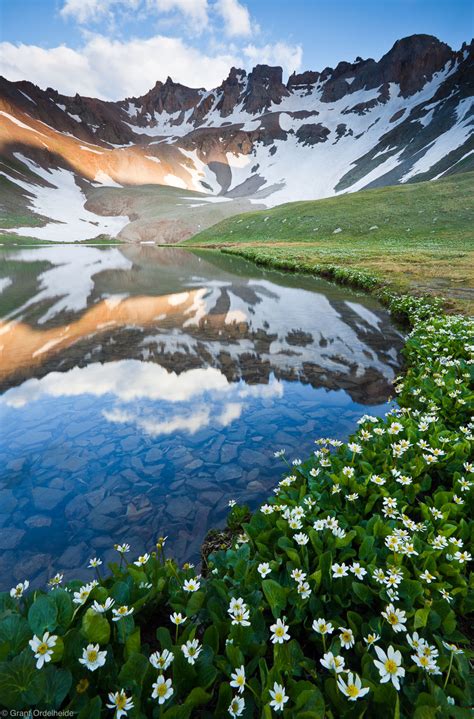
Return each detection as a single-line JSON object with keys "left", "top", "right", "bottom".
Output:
{"left": 226, "top": 503, "right": 251, "bottom": 531}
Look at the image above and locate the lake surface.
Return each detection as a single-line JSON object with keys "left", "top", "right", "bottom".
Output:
{"left": 0, "top": 245, "right": 404, "bottom": 588}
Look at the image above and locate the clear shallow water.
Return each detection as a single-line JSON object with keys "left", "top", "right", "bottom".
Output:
{"left": 0, "top": 245, "right": 404, "bottom": 588}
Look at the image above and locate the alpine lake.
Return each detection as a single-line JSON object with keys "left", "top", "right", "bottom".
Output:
{"left": 0, "top": 244, "right": 405, "bottom": 588}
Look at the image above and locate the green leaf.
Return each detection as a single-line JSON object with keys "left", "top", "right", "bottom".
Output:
{"left": 0, "top": 614, "right": 31, "bottom": 654}
{"left": 186, "top": 590, "right": 205, "bottom": 617}
{"left": 413, "top": 707, "right": 438, "bottom": 719}
{"left": 203, "top": 625, "right": 219, "bottom": 654}
{"left": 0, "top": 649, "right": 45, "bottom": 708}
{"left": 414, "top": 607, "right": 430, "bottom": 629}
{"left": 156, "top": 626, "right": 173, "bottom": 651}
{"left": 226, "top": 642, "right": 244, "bottom": 668}
{"left": 351, "top": 581, "right": 373, "bottom": 605}
{"left": 118, "top": 652, "right": 149, "bottom": 689}
{"left": 78, "top": 696, "right": 102, "bottom": 719}
{"left": 184, "top": 686, "right": 212, "bottom": 709}
{"left": 172, "top": 645, "right": 195, "bottom": 696}
{"left": 127, "top": 566, "right": 146, "bottom": 584}
{"left": 162, "top": 706, "right": 192, "bottom": 719}
{"left": 110, "top": 580, "right": 131, "bottom": 605}
{"left": 41, "top": 666, "right": 72, "bottom": 709}
{"left": 28, "top": 596, "right": 58, "bottom": 635}
{"left": 319, "top": 551, "right": 332, "bottom": 589}
{"left": 215, "top": 681, "right": 233, "bottom": 716}
{"left": 262, "top": 579, "right": 287, "bottom": 618}
{"left": 195, "top": 646, "right": 217, "bottom": 689}
{"left": 359, "top": 535, "right": 376, "bottom": 562}
{"left": 294, "top": 683, "right": 325, "bottom": 718}
{"left": 395, "top": 692, "right": 400, "bottom": 719}
{"left": 50, "top": 590, "right": 73, "bottom": 632}
{"left": 81, "top": 608, "right": 110, "bottom": 645}
{"left": 124, "top": 627, "right": 141, "bottom": 660}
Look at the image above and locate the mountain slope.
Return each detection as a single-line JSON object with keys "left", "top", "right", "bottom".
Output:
{"left": 0, "top": 34, "right": 472, "bottom": 242}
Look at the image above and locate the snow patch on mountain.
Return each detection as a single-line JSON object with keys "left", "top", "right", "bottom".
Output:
{"left": 7, "top": 154, "right": 129, "bottom": 241}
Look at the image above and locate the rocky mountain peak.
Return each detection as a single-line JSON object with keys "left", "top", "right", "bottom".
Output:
{"left": 0, "top": 33, "right": 471, "bottom": 215}
{"left": 215, "top": 67, "right": 248, "bottom": 117}
{"left": 243, "top": 64, "right": 290, "bottom": 114}
{"left": 371, "top": 33, "right": 453, "bottom": 96}
{"left": 287, "top": 70, "right": 320, "bottom": 91}
{"left": 136, "top": 76, "right": 204, "bottom": 118}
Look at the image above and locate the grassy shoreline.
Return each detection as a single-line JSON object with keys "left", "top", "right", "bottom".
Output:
{"left": 185, "top": 173, "right": 474, "bottom": 315}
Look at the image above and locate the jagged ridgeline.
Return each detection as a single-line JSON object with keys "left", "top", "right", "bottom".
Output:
{"left": 0, "top": 33, "right": 473, "bottom": 227}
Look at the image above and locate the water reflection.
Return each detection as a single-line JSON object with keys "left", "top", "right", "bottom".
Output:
{"left": 0, "top": 246, "right": 404, "bottom": 588}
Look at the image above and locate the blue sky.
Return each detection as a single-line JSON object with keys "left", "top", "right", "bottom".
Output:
{"left": 0, "top": 0, "right": 472, "bottom": 99}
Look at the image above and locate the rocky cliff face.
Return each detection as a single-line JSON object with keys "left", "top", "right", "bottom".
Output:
{"left": 0, "top": 33, "right": 472, "bottom": 229}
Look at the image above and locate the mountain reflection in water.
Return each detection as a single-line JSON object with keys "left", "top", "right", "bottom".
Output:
{"left": 0, "top": 245, "right": 404, "bottom": 588}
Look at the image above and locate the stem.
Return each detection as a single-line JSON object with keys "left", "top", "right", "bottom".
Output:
{"left": 443, "top": 652, "right": 454, "bottom": 689}
{"left": 175, "top": 626, "right": 179, "bottom": 645}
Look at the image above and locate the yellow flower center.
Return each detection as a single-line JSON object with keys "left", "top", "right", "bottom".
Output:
{"left": 88, "top": 650, "right": 98, "bottom": 662}
{"left": 385, "top": 659, "right": 397, "bottom": 674}
{"left": 237, "top": 676, "right": 244, "bottom": 686}
{"left": 342, "top": 632, "right": 351, "bottom": 642}
{"left": 157, "top": 683, "right": 167, "bottom": 697}
{"left": 419, "top": 656, "right": 430, "bottom": 666}
{"left": 116, "top": 695, "right": 127, "bottom": 710}
{"left": 388, "top": 613, "right": 398, "bottom": 625}
{"left": 276, "top": 627, "right": 284, "bottom": 636}
{"left": 347, "top": 684, "right": 359, "bottom": 698}
{"left": 188, "top": 648, "right": 196, "bottom": 656}
{"left": 37, "top": 642, "right": 49, "bottom": 655}
{"left": 334, "top": 657, "right": 342, "bottom": 667}
{"left": 275, "top": 692, "right": 283, "bottom": 703}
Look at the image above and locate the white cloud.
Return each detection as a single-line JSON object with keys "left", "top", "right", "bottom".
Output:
{"left": 1, "top": 35, "right": 304, "bottom": 98}
{"left": 61, "top": 0, "right": 209, "bottom": 31}
{"left": 0, "top": 35, "right": 240, "bottom": 98}
{"left": 244, "top": 41, "right": 303, "bottom": 76}
{"left": 60, "top": 0, "right": 140, "bottom": 24}
{"left": 215, "top": 0, "right": 252, "bottom": 37}
{"left": 148, "top": 0, "right": 209, "bottom": 29}
{"left": 104, "top": 406, "right": 213, "bottom": 436}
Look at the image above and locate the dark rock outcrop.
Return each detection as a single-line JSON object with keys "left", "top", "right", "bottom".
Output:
{"left": 243, "top": 65, "right": 290, "bottom": 114}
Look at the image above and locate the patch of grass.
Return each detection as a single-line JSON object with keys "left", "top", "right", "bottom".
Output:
{"left": 0, "top": 174, "right": 48, "bottom": 231}
{"left": 0, "top": 232, "right": 55, "bottom": 246}
{"left": 185, "top": 173, "right": 474, "bottom": 314}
